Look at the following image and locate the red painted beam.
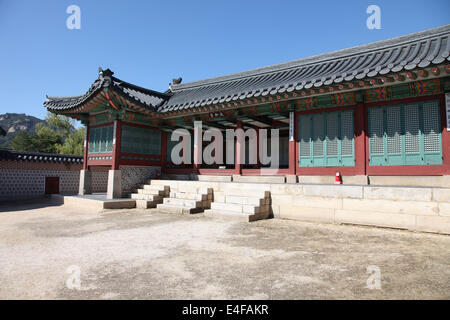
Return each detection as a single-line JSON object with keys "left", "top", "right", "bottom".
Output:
{"left": 104, "top": 91, "right": 119, "bottom": 110}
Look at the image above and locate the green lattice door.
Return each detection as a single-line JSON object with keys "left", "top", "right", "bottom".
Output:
{"left": 368, "top": 100, "right": 442, "bottom": 166}
{"left": 298, "top": 110, "right": 355, "bottom": 167}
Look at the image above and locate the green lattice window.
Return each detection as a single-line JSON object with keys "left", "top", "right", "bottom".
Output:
{"left": 368, "top": 100, "right": 442, "bottom": 166}
{"left": 121, "top": 125, "right": 161, "bottom": 155}
{"left": 88, "top": 125, "right": 113, "bottom": 154}
{"left": 298, "top": 110, "right": 355, "bottom": 167}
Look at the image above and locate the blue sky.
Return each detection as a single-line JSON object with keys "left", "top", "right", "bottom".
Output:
{"left": 0, "top": 0, "right": 449, "bottom": 120}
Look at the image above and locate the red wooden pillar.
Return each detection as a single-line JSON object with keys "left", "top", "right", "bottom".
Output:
{"left": 235, "top": 120, "right": 243, "bottom": 175}
{"left": 354, "top": 103, "right": 366, "bottom": 175}
{"left": 83, "top": 124, "right": 90, "bottom": 170}
{"left": 440, "top": 93, "right": 450, "bottom": 174}
{"left": 288, "top": 111, "right": 296, "bottom": 175}
{"left": 112, "top": 119, "right": 122, "bottom": 170}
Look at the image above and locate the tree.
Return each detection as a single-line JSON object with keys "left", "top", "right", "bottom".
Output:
{"left": 57, "top": 127, "right": 85, "bottom": 155}
{"left": 33, "top": 123, "right": 62, "bottom": 153}
{"left": 10, "top": 113, "right": 84, "bottom": 155}
{"left": 46, "top": 113, "right": 76, "bottom": 137}
{"left": 10, "top": 131, "right": 35, "bottom": 151}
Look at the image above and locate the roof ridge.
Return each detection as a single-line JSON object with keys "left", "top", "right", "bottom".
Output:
{"left": 170, "top": 24, "right": 450, "bottom": 91}
{"left": 46, "top": 94, "right": 86, "bottom": 100}
{"left": 112, "top": 76, "right": 171, "bottom": 98}
{"left": 46, "top": 77, "right": 103, "bottom": 101}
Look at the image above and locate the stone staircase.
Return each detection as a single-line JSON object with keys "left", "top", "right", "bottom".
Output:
{"left": 130, "top": 179, "right": 271, "bottom": 222}
{"left": 204, "top": 188, "right": 271, "bottom": 222}
{"left": 131, "top": 184, "right": 170, "bottom": 209}
{"left": 156, "top": 184, "right": 213, "bottom": 214}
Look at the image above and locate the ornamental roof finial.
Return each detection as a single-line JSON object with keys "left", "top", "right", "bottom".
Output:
{"left": 98, "top": 67, "right": 114, "bottom": 79}
{"left": 172, "top": 77, "right": 182, "bottom": 85}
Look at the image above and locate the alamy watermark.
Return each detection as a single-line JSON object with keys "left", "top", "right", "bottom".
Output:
{"left": 366, "top": 5, "right": 381, "bottom": 30}
{"left": 66, "top": 265, "right": 81, "bottom": 290}
{"left": 170, "top": 121, "right": 280, "bottom": 170}
{"left": 366, "top": 265, "right": 382, "bottom": 290}
{"left": 66, "top": 5, "right": 81, "bottom": 30}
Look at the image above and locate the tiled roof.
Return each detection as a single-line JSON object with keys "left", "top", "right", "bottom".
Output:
{"left": 44, "top": 68, "right": 170, "bottom": 111}
{"left": 44, "top": 25, "right": 450, "bottom": 115}
{"left": 159, "top": 24, "right": 450, "bottom": 112}
{"left": 0, "top": 149, "right": 83, "bottom": 163}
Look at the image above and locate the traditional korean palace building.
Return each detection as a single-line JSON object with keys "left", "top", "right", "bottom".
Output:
{"left": 44, "top": 25, "right": 450, "bottom": 204}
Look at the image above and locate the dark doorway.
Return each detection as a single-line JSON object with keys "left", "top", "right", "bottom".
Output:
{"left": 45, "top": 177, "right": 60, "bottom": 194}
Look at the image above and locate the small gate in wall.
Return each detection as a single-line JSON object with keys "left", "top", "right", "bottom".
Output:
{"left": 45, "top": 177, "right": 60, "bottom": 194}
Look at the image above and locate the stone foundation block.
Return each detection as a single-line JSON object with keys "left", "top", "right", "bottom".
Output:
{"left": 432, "top": 188, "right": 450, "bottom": 202}
{"left": 272, "top": 195, "right": 342, "bottom": 209}
{"left": 438, "top": 202, "right": 450, "bottom": 217}
{"left": 278, "top": 205, "right": 335, "bottom": 223}
{"left": 335, "top": 210, "right": 416, "bottom": 230}
{"left": 79, "top": 170, "right": 92, "bottom": 195}
{"left": 107, "top": 170, "right": 122, "bottom": 199}
{"left": 363, "top": 186, "right": 432, "bottom": 202}
{"left": 415, "top": 215, "right": 450, "bottom": 234}
{"left": 303, "top": 185, "right": 363, "bottom": 199}
{"left": 343, "top": 198, "right": 438, "bottom": 216}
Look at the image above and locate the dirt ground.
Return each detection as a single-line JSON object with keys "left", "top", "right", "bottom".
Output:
{"left": 0, "top": 198, "right": 449, "bottom": 300}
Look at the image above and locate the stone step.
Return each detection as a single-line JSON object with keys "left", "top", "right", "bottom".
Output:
{"left": 219, "top": 185, "right": 270, "bottom": 198}
{"left": 204, "top": 209, "right": 268, "bottom": 222}
{"left": 210, "top": 202, "right": 267, "bottom": 214}
{"left": 131, "top": 193, "right": 162, "bottom": 201}
{"left": 137, "top": 188, "right": 161, "bottom": 196}
{"left": 159, "top": 174, "right": 191, "bottom": 181}
{"left": 149, "top": 179, "right": 179, "bottom": 186}
{"left": 156, "top": 203, "right": 204, "bottom": 214}
{"left": 139, "top": 189, "right": 166, "bottom": 197}
{"left": 142, "top": 184, "right": 170, "bottom": 195}
{"left": 171, "top": 186, "right": 213, "bottom": 195}
{"left": 224, "top": 195, "right": 267, "bottom": 206}
{"left": 197, "top": 175, "right": 232, "bottom": 182}
{"left": 169, "top": 192, "right": 208, "bottom": 201}
{"left": 232, "top": 175, "right": 286, "bottom": 184}
{"left": 135, "top": 199, "right": 160, "bottom": 209}
{"left": 149, "top": 180, "right": 214, "bottom": 191}
{"left": 163, "top": 197, "right": 203, "bottom": 208}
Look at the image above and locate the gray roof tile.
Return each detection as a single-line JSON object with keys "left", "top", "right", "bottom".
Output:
{"left": 45, "top": 68, "right": 170, "bottom": 111}
{"left": 44, "top": 25, "right": 450, "bottom": 115}
{"left": 159, "top": 24, "right": 450, "bottom": 112}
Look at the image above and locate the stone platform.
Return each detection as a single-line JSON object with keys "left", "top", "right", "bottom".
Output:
{"left": 53, "top": 177, "right": 450, "bottom": 234}
{"left": 144, "top": 178, "right": 450, "bottom": 234}
{"left": 52, "top": 194, "right": 136, "bottom": 211}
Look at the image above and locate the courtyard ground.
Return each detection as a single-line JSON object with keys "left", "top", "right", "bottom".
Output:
{"left": 0, "top": 198, "right": 449, "bottom": 300}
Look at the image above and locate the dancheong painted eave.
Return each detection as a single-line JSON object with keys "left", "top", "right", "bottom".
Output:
{"left": 44, "top": 68, "right": 171, "bottom": 113}
{"left": 44, "top": 24, "right": 450, "bottom": 116}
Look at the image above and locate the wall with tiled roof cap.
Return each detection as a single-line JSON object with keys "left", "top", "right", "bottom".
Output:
{"left": 0, "top": 150, "right": 107, "bottom": 201}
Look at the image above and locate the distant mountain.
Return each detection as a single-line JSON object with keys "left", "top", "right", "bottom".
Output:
{"left": 0, "top": 113, "right": 45, "bottom": 149}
